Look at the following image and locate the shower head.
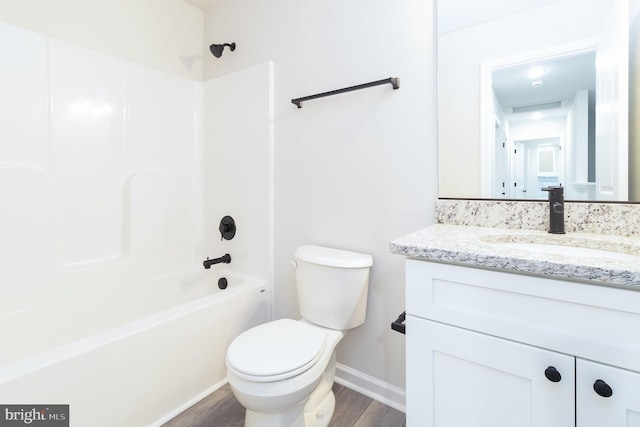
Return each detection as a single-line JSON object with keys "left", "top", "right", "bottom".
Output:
{"left": 209, "top": 42, "right": 236, "bottom": 58}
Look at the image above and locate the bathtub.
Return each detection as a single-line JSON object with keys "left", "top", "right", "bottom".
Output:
{"left": 0, "top": 269, "right": 269, "bottom": 427}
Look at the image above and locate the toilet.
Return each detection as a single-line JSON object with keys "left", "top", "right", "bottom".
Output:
{"left": 226, "top": 245, "right": 373, "bottom": 427}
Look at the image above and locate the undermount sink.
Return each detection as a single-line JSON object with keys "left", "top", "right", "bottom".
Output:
{"left": 479, "top": 234, "right": 640, "bottom": 262}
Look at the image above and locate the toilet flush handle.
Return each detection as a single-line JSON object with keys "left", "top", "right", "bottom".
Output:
{"left": 288, "top": 260, "right": 298, "bottom": 268}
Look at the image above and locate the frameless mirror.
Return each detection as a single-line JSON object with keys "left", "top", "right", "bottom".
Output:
{"left": 437, "top": 0, "right": 640, "bottom": 201}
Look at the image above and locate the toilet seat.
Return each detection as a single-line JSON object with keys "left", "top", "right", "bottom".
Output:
{"left": 227, "top": 319, "right": 327, "bottom": 383}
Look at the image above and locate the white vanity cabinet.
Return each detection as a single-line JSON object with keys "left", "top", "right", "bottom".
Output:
{"left": 408, "top": 318, "right": 575, "bottom": 426}
{"left": 405, "top": 260, "right": 640, "bottom": 427}
{"left": 576, "top": 360, "right": 640, "bottom": 426}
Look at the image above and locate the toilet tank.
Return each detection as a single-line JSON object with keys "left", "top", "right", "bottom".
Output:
{"left": 294, "top": 245, "right": 373, "bottom": 330}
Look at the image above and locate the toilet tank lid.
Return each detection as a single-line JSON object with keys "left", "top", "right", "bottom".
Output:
{"left": 295, "top": 245, "right": 373, "bottom": 268}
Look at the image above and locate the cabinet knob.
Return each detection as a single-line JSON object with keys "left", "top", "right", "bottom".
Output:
{"left": 544, "top": 366, "right": 562, "bottom": 382}
{"left": 593, "top": 379, "right": 613, "bottom": 398}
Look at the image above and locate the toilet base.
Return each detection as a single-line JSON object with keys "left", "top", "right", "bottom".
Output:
{"left": 304, "top": 390, "right": 335, "bottom": 427}
{"left": 240, "top": 352, "right": 339, "bottom": 427}
{"left": 245, "top": 403, "right": 306, "bottom": 427}
{"left": 243, "top": 390, "right": 336, "bottom": 427}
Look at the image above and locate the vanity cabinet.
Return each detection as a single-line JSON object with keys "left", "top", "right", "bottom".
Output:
{"left": 576, "top": 360, "right": 640, "bottom": 426}
{"left": 408, "top": 318, "right": 575, "bottom": 426}
{"left": 405, "top": 260, "right": 640, "bottom": 427}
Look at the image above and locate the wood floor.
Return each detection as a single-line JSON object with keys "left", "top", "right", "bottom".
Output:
{"left": 162, "top": 383, "right": 406, "bottom": 427}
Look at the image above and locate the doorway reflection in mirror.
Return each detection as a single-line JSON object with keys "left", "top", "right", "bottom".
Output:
{"left": 489, "top": 53, "right": 595, "bottom": 200}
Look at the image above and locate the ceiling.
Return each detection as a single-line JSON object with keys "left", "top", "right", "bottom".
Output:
{"left": 186, "top": 0, "right": 562, "bottom": 29}
{"left": 437, "top": 0, "right": 559, "bottom": 34}
{"left": 182, "top": 0, "right": 218, "bottom": 10}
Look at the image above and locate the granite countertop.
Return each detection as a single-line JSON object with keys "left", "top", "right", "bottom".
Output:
{"left": 390, "top": 224, "right": 640, "bottom": 288}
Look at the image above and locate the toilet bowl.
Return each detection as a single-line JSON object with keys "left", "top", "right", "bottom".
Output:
{"left": 227, "top": 319, "right": 345, "bottom": 427}
{"left": 225, "top": 245, "right": 372, "bottom": 427}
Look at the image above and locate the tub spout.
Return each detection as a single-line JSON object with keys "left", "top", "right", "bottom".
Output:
{"left": 203, "top": 254, "right": 231, "bottom": 269}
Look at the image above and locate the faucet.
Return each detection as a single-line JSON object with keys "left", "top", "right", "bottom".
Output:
{"left": 203, "top": 254, "right": 231, "bottom": 269}
{"left": 541, "top": 186, "right": 565, "bottom": 234}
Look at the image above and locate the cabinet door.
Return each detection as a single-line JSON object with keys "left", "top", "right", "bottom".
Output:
{"left": 407, "top": 317, "right": 575, "bottom": 427}
{"left": 577, "top": 358, "right": 640, "bottom": 426}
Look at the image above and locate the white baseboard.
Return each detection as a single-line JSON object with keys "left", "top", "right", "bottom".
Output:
{"left": 149, "top": 378, "right": 228, "bottom": 427}
{"left": 152, "top": 366, "right": 406, "bottom": 425}
{"left": 335, "top": 363, "right": 406, "bottom": 413}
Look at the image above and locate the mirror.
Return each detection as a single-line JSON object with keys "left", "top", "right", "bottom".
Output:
{"left": 437, "top": 0, "right": 640, "bottom": 201}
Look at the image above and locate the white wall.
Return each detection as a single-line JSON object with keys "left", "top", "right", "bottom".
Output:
{"left": 438, "top": 0, "right": 613, "bottom": 198}
{"left": 0, "top": 0, "right": 203, "bottom": 80}
{"left": 508, "top": 118, "right": 567, "bottom": 145}
{"left": 202, "top": 0, "right": 438, "bottom": 404}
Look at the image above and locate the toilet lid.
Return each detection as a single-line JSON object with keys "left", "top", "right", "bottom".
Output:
{"left": 227, "top": 319, "right": 327, "bottom": 382}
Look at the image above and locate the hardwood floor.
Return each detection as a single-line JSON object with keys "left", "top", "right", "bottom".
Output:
{"left": 162, "top": 383, "right": 406, "bottom": 427}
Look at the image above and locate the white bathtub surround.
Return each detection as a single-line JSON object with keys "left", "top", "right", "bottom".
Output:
{"left": 0, "top": 27, "right": 199, "bottom": 341}
{"left": 0, "top": 21, "right": 273, "bottom": 425}
{"left": 436, "top": 199, "right": 640, "bottom": 237}
{"left": 0, "top": 22, "right": 201, "bottom": 346}
{"left": 201, "top": 62, "right": 274, "bottom": 293}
